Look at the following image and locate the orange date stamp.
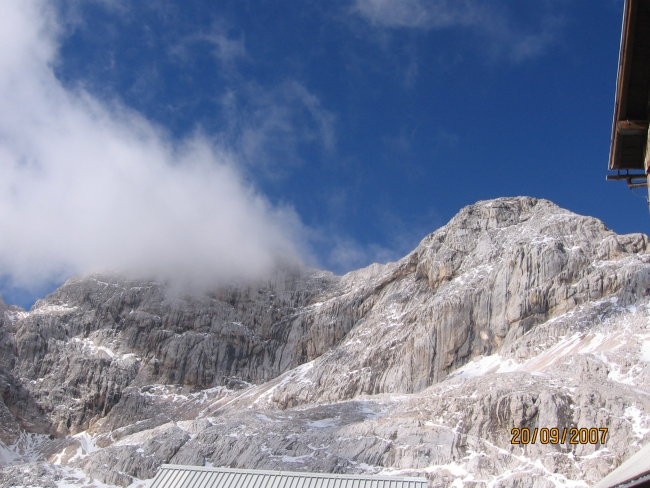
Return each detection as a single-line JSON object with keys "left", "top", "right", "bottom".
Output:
{"left": 510, "top": 427, "right": 608, "bottom": 445}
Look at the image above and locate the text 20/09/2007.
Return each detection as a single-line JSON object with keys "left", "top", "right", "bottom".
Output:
{"left": 510, "top": 427, "right": 608, "bottom": 445}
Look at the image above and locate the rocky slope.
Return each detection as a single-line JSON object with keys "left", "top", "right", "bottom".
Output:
{"left": 0, "top": 196, "right": 649, "bottom": 487}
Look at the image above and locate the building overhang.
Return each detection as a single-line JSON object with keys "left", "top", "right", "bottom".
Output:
{"left": 608, "top": 0, "right": 650, "bottom": 185}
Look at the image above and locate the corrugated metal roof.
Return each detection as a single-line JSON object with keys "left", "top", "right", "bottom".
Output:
{"left": 593, "top": 443, "right": 650, "bottom": 488}
{"left": 149, "top": 465, "right": 428, "bottom": 488}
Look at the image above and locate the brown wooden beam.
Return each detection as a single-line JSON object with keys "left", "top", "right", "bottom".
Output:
{"left": 617, "top": 119, "right": 649, "bottom": 134}
{"left": 627, "top": 181, "right": 648, "bottom": 188}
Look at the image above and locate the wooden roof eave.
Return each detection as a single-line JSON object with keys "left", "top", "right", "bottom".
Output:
{"left": 608, "top": 0, "right": 650, "bottom": 173}
{"left": 609, "top": 0, "right": 635, "bottom": 171}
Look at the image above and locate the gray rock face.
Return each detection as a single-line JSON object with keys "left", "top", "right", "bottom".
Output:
{"left": 0, "top": 300, "right": 53, "bottom": 447}
{"left": 264, "top": 198, "right": 650, "bottom": 407}
{"left": 0, "top": 197, "right": 648, "bottom": 487}
{"left": 7, "top": 268, "right": 341, "bottom": 434}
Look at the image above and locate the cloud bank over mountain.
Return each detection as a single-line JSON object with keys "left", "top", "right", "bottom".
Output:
{"left": 0, "top": 1, "right": 307, "bottom": 292}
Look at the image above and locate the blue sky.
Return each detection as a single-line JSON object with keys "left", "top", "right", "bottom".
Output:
{"left": 0, "top": 0, "right": 645, "bottom": 308}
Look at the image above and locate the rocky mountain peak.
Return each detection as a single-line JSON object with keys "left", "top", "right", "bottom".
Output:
{"left": 415, "top": 196, "right": 646, "bottom": 287}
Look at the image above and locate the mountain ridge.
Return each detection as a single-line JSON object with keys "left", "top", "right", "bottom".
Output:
{"left": 1, "top": 196, "right": 649, "bottom": 487}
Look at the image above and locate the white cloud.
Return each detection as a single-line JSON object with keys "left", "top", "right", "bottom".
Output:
{"left": 327, "top": 237, "right": 397, "bottom": 272}
{"left": 202, "top": 28, "right": 247, "bottom": 65}
{"left": 353, "top": 0, "right": 563, "bottom": 62}
{"left": 354, "top": 0, "right": 479, "bottom": 29}
{"left": 0, "top": 1, "right": 307, "bottom": 292}
{"left": 218, "top": 80, "right": 336, "bottom": 177}
{"left": 172, "top": 22, "right": 247, "bottom": 66}
{"left": 164, "top": 19, "right": 335, "bottom": 181}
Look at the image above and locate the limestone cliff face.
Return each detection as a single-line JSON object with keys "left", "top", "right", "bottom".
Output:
{"left": 0, "top": 197, "right": 649, "bottom": 487}
{"left": 265, "top": 197, "right": 650, "bottom": 407}
{"left": 4, "top": 268, "right": 345, "bottom": 434}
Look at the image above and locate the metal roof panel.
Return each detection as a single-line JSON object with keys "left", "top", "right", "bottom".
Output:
{"left": 149, "top": 465, "right": 428, "bottom": 488}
